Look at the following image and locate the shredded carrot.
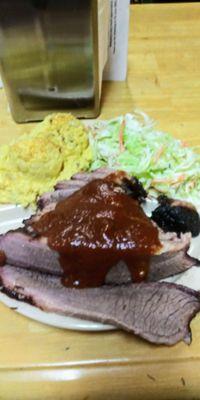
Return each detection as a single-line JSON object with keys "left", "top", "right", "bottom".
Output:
{"left": 152, "top": 174, "right": 186, "bottom": 185}
{"left": 152, "top": 178, "right": 174, "bottom": 185}
{"left": 119, "top": 119, "right": 125, "bottom": 152}
{"left": 153, "top": 146, "right": 165, "bottom": 163}
{"left": 181, "top": 140, "right": 188, "bottom": 147}
{"left": 187, "top": 180, "right": 195, "bottom": 190}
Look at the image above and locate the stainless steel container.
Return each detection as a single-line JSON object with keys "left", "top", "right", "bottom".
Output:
{"left": 0, "top": 0, "right": 108, "bottom": 122}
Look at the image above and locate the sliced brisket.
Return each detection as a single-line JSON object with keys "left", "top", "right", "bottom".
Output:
{"left": 25, "top": 168, "right": 115, "bottom": 231}
{"left": 106, "top": 245, "right": 195, "bottom": 284}
{"left": 1, "top": 169, "right": 198, "bottom": 285}
{"left": 54, "top": 168, "right": 114, "bottom": 190}
{"left": 1, "top": 265, "right": 200, "bottom": 345}
{"left": 36, "top": 168, "right": 147, "bottom": 211}
{"left": 37, "top": 168, "right": 114, "bottom": 210}
{"left": 0, "top": 230, "right": 196, "bottom": 283}
{"left": 0, "top": 232, "right": 61, "bottom": 275}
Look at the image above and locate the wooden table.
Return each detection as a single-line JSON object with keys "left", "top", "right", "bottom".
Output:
{"left": 0, "top": 3, "right": 200, "bottom": 399}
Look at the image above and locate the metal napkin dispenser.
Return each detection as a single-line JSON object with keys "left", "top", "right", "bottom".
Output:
{"left": 0, "top": 0, "right": 109, "bottom": 122}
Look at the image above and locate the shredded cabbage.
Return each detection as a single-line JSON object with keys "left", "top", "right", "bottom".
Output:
{"left": 89, "top": 112, "right": 200, "bottom": 205}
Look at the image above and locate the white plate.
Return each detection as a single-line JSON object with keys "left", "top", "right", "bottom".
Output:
{"left": 0, "top": 204, "right": 115, "bottom": 331}
{"left": 0, "top": 202, "right": 200, "bottom": 331}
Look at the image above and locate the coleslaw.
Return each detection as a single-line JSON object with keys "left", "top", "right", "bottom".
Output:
{"left": 89, "top": 112, "right": 200, "bottom": 204}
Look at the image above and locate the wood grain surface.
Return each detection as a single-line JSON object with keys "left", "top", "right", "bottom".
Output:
{"left": 0, "top": 3, "right": 200, "bottom": 399}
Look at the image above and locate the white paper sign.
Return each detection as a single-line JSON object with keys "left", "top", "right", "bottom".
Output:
{"left": 103, "top": 0, "right": 130, "bottom": 81}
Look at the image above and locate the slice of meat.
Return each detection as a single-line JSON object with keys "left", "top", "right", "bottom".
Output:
{"left": 37, "top": 168, "right": 114, "bottom": 210}
{"left": 106, "top": 246, "right": 195, "bottom": 284}
{"left": 54, "top": 168, "right": 114, "bottom": 190}
{"left": 149, "top": 232, "right": 196, "bottom": 280}
{"left": 37, "top": 188, "right": 81, "bottom": 210}
{"left": 152, "top": 195, "right": 200, "bottom": 237}
{"left": 0, "top": 232, "right": 61, "bottom": 275}
{"left": 105, "top": 230, "right": 196, "bottom": 285}
{"left": 36, "top": 168, "right": 147, "bottom": 211}
{"left": 26, "top": 169, "right": 115, "bottom": 231}
{"left": 1, "top": 265, "right": 200, "bottom": 345}
{"left": 0, "top": 230, "right": 197, "bottom": 283}
{"left": 105, "top": 232, "right": 196, "bottom": 284}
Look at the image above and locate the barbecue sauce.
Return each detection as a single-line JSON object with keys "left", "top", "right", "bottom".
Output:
{"left": 31, "top": 178, "right": 161, "bottom": 288}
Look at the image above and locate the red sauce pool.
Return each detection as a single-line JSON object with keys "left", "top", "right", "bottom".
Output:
{"left": 31, "top": 178, "right": 161, "bottom": 288}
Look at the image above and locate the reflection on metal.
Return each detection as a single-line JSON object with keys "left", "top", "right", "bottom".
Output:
{"left": 0, "top": 0, "right": 101, "bottom": 122}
